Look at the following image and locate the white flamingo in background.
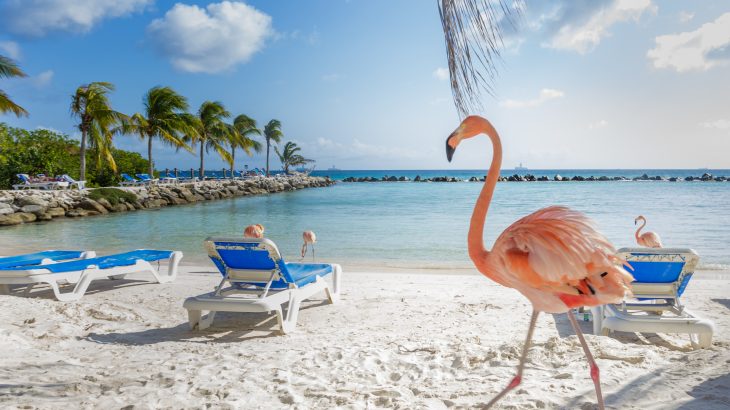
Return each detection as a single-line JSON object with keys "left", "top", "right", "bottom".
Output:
{"left": 634, "top": 216, "right": 663, "bottom": 248}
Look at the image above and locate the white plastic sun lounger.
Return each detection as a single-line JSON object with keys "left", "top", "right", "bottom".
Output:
{"left": 183, "top": 237, "right": 342, "bottom": 334}
{"left": 0, "top": 250, "right": 183, "bottom": 301}
{"left": 591, "top": 248, "right": 714, "bottom": 349}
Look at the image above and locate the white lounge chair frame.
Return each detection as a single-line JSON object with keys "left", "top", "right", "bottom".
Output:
{"left": 12, "top": 174, "right": 69, "bottom": 190}
{"left": 591, "top": 248, "right": 714, "bottom": 349}
{"left": 0, "top": 251, "right": 183, "bottom": 302}
{"left": 183, "top": 238, "right": 342, "bottom": 334}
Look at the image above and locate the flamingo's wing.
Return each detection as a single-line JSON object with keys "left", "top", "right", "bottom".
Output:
{"left": 491, "top": 206, "right": 632, "bottom": 300}
{"left": 643, "top": 232, "right": 663, "bottom": 248}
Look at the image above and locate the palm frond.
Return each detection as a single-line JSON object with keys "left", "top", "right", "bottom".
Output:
{"left": 0, "top": 89, "right": 29, "bottom": 117}
{"left": 438, "top": 0, "right": 522, "bottom": 117}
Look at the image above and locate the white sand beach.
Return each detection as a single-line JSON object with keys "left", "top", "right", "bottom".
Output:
{"left": 0, "top": 264, "right": 728, "bottom": 409}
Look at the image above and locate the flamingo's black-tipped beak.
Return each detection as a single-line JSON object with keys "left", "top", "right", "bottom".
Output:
{"left": 446, "top": 132, "right": 457, "bottom": 162}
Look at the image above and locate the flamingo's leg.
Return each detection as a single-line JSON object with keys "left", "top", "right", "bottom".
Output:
{"left": 567, "top": 311, "right": 605, "bottom": 410}
{"left": 485, "top": 310, "right": 540, "bottom": 409}
{"left": 312, "top": 245, "right": 315, "bottom": 261}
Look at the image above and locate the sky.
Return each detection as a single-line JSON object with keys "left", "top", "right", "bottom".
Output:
{"left": 1, "top": 0, "right": 729, "bottom": 171}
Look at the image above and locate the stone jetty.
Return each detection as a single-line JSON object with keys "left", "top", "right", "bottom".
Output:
{"left": 340, "top": 172, "right": 729, "bottom": 183}
{"left": 0, "top": 176, "right": 334, "bottom": 227}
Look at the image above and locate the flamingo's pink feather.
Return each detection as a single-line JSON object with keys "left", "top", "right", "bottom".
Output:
{"left": 484, "top": 206, "right": 633, "bottom": 313}
{"left": 637, "top": 232, "right": 662, "bottom": 248}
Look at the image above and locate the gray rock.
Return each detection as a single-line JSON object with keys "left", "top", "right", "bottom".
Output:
{"left": 78, "top": 198, "right": 109, "bottom": 214}
{"left": 16, "top": 195, "right": 49, "bottom": 208}
{"left": 20, "top": 204, "right": 45, "bottom": 215}
{"left": 0, "top": 203, "right": 13, "bottom": 215}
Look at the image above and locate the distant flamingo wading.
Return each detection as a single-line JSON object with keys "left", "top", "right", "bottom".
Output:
{"left": 446, "top": 116, "right": 633, "bottom": 409}
{"left": 634, "top": 215, "right": 663, "bottom": 248}
{"left": 301, "top": 230, "right": 316, "bottom": 260}
{"left": 243, "top": 224, "right": 265, "bottom": 239}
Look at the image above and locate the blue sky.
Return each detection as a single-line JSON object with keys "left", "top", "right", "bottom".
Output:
{"left": 1, "top": 0, "right": 729, "bottom": 171}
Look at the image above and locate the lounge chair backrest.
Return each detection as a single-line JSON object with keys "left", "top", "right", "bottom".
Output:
{"left": 618, "top": 247, "right": 699, "bottom": 298}
{"left": 60, "top": 174, "right": 74, "bottom": 183}
{"left": 121, "top": 173, "right": 135, "bottom": 181}
{"left": 205, "top": 237, "right": 296, "bottom": 285}
{"left": 17, "top": 173, "right": 31, "bottom": 183}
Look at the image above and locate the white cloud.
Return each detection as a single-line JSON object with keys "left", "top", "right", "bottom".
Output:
{"left": 700, "top": 119, "right": 730, "bottom": 130}
{"left": 1, "top": 0, "right": 151, "bottom": 36}
{"left": 546, "top": 0, "right": 656, "bottom": 54}
{"left": 432, "top": 67, "right": 449, "bottom": 81}
{"left": 647, "top": 13, "right": 730, "bottom": 73}
{"left": 589, "top": 119, "right": 608, "bottom": 129}
{"left": 321, "top": 73, "right": 342, "bottom": 82}
{"left": 30, "top": 70, "right": 54, "bottom": 87}
{"left": 500, "top": 88, "right": 565, "bottom": 108}
{"left": 0, "top": 41, "right": 20, "bottom": 59}
{"left": 147, "top": 1, "right": 273, "bottom": 73}
{"left": 679, "top": 11, "right": 695, "bottom": 23}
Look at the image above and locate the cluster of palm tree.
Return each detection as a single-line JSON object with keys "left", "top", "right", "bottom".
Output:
{"left": 0, "top": 54, "right": 28, "bottom": 117}
{"left": 2, "top": 54, "right": 309, "bottom": 180}
{"left": 69, "top": 83, "right": 286, "bottom": 180}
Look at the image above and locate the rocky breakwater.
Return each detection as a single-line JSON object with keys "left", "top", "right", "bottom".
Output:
{"left": 0, "top": 176, "right": 334, "bottom": 227}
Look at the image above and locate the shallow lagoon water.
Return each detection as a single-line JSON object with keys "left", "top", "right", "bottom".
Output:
{"left": 2, "top": 180, "right": 729, "bottom": 270}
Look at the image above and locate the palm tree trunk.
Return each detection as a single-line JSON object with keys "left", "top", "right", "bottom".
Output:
{"left": 230, "top": 147, "right": 235, "bottom": 175}
{"left": 79, "top": 126, "right": 87, "bottom": 181}
{"left": 199, "top": 142, "right": 205, "bottom": 179}
{"left": 266, "top": 139, "right": 270, "bottom": 176}
{"left": 148, "top": 135, "right": 153, "bottom": 177}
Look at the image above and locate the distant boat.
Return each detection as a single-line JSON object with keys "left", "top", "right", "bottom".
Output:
{"left": 327, "top": 165, "right": 341, "bottom": 171}
{"left": 515, "top": 162, "right": 528, "bottom": 171}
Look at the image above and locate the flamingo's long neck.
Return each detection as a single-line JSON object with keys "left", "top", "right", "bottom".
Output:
{"left": 468, "top": 118, "right": 503, "bottom": 267}
{"left": 635, "top": 218, "right": 646, "bottom": 241}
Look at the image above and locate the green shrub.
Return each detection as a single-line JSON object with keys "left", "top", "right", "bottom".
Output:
{"left": 88, "top": 187, "right": 137, "bottom": 206}
{"left": 0, "top": 123, "right": 151, "bottom": 189}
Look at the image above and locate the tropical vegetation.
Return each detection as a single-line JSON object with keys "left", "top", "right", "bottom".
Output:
{"left": 190, "top": 101, "right": 233, "bottom": 177}
{"left": 0, "top": 55, "right": 28, "bottom": 117}
{"left": 0, "top": 123, "right": 149, "bottom": 189}
{"left": 70, "top": 82, "right": 127, "bottom": 180}
{"left": 1, "top": 78, "right": 313, "bottom": 187}
{"left": 119, "top": 86, "right": 193, "bottom": 176}
{"left": 275, "top": 142, "right": 313, "bottom": 174}
{"left": 263, "top": 119, "right": 283, "bottom": 176}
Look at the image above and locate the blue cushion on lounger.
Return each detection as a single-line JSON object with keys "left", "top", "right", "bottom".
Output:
{"left": 0, "top": 251, "right": 85, "bottom": 269}
{"left": 3, "top": 250, "right": 174, "bottom": 273}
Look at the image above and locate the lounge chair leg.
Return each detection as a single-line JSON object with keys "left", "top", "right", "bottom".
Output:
{"left": 325, "top": 264, "right": 342, "bottom": 304}
{"left": 188, "top": 309, "right": 202, "bottom": 330}
{"left": 568, "top": 312, "right": 605, "bottom": 410}
{"left": 199, "top": 311, "right": 217, "bottom": 330}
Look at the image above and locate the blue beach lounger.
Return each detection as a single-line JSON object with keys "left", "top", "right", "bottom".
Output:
{"left": 0, "top": 250, "right": 96, "bottom": 270}
{"left": 183, "top": 237, "right": 342, "bottom": 334}
{"left": 0, "top": 250, "right": 183, "bottom": 301}
{"left": 591, "top": 248, "right": 714, "bottom": 349}
{"left": 160, "top": 171, "right": 179, "bottom": 185}
{"left": 135, "top": 173, "right": 158, "bottom": 185}
{"left": 119, "top": 173, "right": 142, "bottom": 186}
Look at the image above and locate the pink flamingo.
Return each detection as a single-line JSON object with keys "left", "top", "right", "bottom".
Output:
{"left": 243, "top": 224, "right": 265, "bottom": 238}
{"left": 634, "top": 216, "right": 663, "bottom": 248}
{"left": 446, "top": 116, "right": 633, "bottom": 409}
{"left": 301, "top": 230, "right": 316, "bottom": 260}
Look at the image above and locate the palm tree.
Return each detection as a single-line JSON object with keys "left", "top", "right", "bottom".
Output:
{"left": 191, "top": 101, "right": 232, "bottom": 177}
{"left": 0, "top": 55, "right": 28, "bottom": 117}
{"left": 263, "top": 119, "right": 283, "bottom": 176}
{"left": 275, "top": 141, "right": 314, "bottom": 174}
{"left": 70, "top": 82, "right": 127, "bottom": 180}
{"left": 229, "top": 114, "right": 263, "bottom": 174}
{"left": 119, "top": 86, "right": 193, "bottom": 177}
{"left": 438, "top": 0, "right": 520, "bottom": 116}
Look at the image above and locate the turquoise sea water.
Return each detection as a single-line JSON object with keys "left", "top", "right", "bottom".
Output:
{"left": 1, "top": 172, "right": 729, "bottom": 270}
